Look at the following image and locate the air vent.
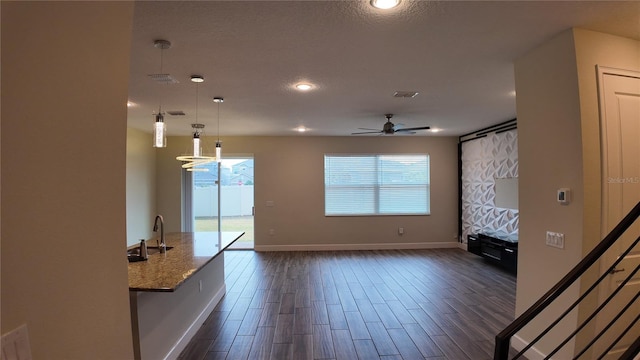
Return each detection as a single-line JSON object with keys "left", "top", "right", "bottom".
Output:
{"left": 393, "top": 91, "right": 419, "bottom": 98}
{"left": 167, "top": 110, "right": 185, "bottom": 116}
{"left": 148, "top": 73, "right": 179, "bottom": 84}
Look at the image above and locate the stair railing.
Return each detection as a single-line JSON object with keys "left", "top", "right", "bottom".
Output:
{"left": 494, "top": 200, "right": 640, "bottom": 359}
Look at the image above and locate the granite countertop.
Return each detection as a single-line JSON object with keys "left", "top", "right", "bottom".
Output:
{"left": 128, "top": 231, "right": 244, "bottom": 292}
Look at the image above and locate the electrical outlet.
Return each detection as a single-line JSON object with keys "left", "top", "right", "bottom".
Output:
{"left": 546, "top": 231, "right": 565, "bottom": 249}
{"left": 398, "top": 227, "right": 404, "bottom": 235}
{"left": 269, "top": 229, "right": 275, "bottom": 236}
{"left": 1, "top": 324, "right": 32, "bottom": 360}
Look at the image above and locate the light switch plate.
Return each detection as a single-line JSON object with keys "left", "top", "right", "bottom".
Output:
{"left": 1, "top": 324, "right": 32, "bottom": 360}
{"left": 557, "top": 188, "right": 571, "bottom": 204}
{"left": 546, "top": 231, "right": 565, "bottom": 249}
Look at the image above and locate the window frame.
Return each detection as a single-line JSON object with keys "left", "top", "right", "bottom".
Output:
{"left": 324, "top": 153, "right": 431, "bottom": 217}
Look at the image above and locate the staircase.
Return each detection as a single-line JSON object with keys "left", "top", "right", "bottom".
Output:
{"left": 494, "top": 201, "right": 640, "bottom": 359}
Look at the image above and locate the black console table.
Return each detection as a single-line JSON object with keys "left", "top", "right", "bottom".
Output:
{"left": 468, "top": 231, "right": 518, "bottom": 273}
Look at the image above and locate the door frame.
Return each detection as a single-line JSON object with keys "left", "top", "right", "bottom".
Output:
{"left": 598, "top": 65, "right": 640, "bottom": 235}
{"left": 595, "top": 65, "right": 640, "bottom": 359}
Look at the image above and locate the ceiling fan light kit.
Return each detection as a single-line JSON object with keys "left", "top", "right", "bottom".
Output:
{"left": 352, "top": 114, "right": 430, "bottom": 135}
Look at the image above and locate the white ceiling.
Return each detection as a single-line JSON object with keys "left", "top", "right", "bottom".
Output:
{"left": 127, "top": 1, "right": 640, "bottom": 137}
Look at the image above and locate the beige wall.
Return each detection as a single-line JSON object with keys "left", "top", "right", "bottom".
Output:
{"left": 515, "top": 29, "right": 583, "bottom": 358}
{"left": 126, "top": 128, "right": 156, "bottom": 247}
{"left": 157, "top": 136, "right": 459, "bottom": 249}
{"left": 1, "top": 2, "right": 135, "bottom": 359}
{"left": 514, "top": 28, "right": 640, "bottom": 358}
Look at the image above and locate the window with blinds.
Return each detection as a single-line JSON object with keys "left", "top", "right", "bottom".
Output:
{"left": 324, "top": 154, "right": 430, "bottom": 216}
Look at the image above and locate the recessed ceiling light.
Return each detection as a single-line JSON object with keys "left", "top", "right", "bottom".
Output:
{"left": 295, "top": 126, "right": 308, "bottom": 133}
{"left": 190, "top": 75, "right": 205, "bottom": 83}
{"left": 295, "top": 83, "right": 313, "bottom": 91}
{"left": 370, "top": 0, "right": 401, "bottom": 9}
{"left": 127, "top": 101, "right": 136, "bottom": 107}
{"left": 430, "top": 128, "right": 442, "bottom": 133}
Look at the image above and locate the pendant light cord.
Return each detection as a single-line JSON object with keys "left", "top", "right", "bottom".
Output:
{"left": 195, "top": 82, "right": 199, "bottom": 124}
{"left": 158, "top": 46, "right": 165, "bottom": 113}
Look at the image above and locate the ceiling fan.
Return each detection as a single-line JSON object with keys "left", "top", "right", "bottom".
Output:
{"left": 352, "top": 114, "right": 430, "bottom": 135}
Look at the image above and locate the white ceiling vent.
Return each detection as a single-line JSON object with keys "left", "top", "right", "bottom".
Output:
{"left": 393, "top": 91, "right": 419, "bottom": 98}
{"left": 167, "top": 110, "right": 186, "bottom": 116}
{"left": 148, "top": 73, "right": 179, "bottom": 84}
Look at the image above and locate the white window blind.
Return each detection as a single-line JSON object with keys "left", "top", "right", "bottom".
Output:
{"left": 324, "top": 154, "right": 430, "bottom": 216}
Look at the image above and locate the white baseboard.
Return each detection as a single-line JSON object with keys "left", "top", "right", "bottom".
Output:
{"left": 511, "top": 334, "right": 547, "bottom": 360}
{"left": 254, "top": 242, "right": 459, "bottom": 252}
{"left": 164, "top": 284, "right": 227, "bottom": 360}
{"left": 458, "top": 242, "right": 467, "bottom": 250}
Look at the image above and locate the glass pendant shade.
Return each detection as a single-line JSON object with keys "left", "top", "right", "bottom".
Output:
{"left": 153, "top": 113, "right": 166, "bottom": 148}
{"left": 192, "top": 134, "right": 201, "bottom": 157}
{"left": 216, "top": 141, "right": 222, "bottom": 161}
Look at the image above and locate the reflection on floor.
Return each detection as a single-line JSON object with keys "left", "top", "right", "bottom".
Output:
{"left": 179, "top": 248, "right": 522, "bottom": 360}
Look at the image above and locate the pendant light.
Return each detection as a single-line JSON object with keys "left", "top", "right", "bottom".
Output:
{"left": 176, "top": 124, "right": 215, "bottom": 171}
{"left": 151, "top": 39, "right": 173, "bottom": 148}
{"left": 153, "top": 112, "right": 166, "bottom": 148}
{"left": 213, "top": 97, "right": 224, "bottom": 162}
{"left": 176, "top": 76, "right": 215, "bottom": 170}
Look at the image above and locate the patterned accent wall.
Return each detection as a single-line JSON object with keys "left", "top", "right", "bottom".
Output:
{"left": 461, "top": 130, "right": 518, "bottom": 242}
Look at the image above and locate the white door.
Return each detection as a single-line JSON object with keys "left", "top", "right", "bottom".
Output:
{"left": 597, "top": 68, "right": 640, "bottom": 359}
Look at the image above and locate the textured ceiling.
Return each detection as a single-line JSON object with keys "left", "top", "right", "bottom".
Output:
{"left": 127, "top": 1, "right": 640, "bottom": 137}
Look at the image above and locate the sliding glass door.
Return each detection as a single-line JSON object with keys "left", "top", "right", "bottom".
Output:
{"left": 187, "top": 157, "right": 254, "bottom": 249}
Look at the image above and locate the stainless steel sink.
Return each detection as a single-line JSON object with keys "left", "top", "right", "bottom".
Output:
{"left": 127, "top": 254, "right": 147, "bottom": 263}
{"left": 146, "top": 246, "right": 174, "bottom": 255}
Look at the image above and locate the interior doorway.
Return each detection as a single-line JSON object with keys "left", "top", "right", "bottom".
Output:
{"left": 190, "top": 157, "right": 255, "bottom": 249}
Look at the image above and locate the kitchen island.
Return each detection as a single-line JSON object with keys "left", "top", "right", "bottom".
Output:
{"left": 128, "top": 231, "right": 244, "bottom": 360}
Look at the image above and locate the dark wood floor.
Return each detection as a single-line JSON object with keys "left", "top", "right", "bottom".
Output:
{"left": 178, "top": 248, "right": 519, "bottom": 360}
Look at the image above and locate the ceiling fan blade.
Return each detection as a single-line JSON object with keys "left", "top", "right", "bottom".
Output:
{"left": 352, "top": 130, "right": 383, "bottom": 135}
{"left": 357, "top": 128, "right": 381, "bottom": 131}
{"left": 395, "top": 126, "right": 430, "bottom": 132}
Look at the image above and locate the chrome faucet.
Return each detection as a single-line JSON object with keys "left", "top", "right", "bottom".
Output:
{"left": 153, "top": 215, "right": 166, "bottom": 253}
